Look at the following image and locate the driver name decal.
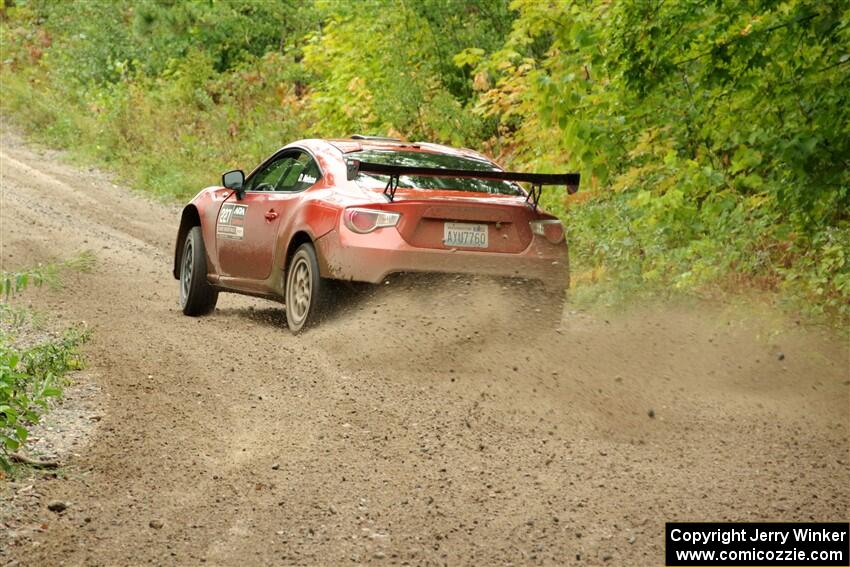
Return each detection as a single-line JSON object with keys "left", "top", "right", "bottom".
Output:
{"left": 217, "top": 203, "right": 247, "bottom": 240}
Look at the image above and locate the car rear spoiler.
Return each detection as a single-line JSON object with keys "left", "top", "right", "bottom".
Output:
{"left": 346, "top": 160, "right": 580, "bottom": 209}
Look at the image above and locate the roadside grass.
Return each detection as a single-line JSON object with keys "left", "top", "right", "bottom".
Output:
{"left": 544, "top": 189, "right": 850, "bottom": 329}
{"left": 0, "top": 250, "right": 95, "bottom": 300}
{"left": 0, "top": 252, "right": 95, "bottom": 474}
{"left": 0, "top": 63, "right": 306, "bottom": 203}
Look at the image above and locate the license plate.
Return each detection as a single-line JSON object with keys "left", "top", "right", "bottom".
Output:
{"left": 443, "top": 222, "right": 488, "bottom": 248}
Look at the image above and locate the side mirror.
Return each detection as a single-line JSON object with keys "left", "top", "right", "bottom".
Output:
{"left": 222, "top": 169, "right": 245, "bottom": 199}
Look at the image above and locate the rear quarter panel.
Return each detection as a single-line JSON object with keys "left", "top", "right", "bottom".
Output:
{"left": 272, "top": 188, "right": 343, "bottom": 286}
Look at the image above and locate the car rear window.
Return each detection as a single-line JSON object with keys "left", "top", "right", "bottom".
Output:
{"left": 348, "top": 150, "right": 523, "bottom": 196}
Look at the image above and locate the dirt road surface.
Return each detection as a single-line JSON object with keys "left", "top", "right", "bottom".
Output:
{"left": 1, "top": 126, "right": 848, "bottom": 566}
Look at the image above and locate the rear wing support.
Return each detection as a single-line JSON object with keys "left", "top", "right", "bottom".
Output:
{"left": 525, "top": 183, "right": 543, "bottom": 210}
{"left": 346, "top": 160, "right": 579, "bottom": 208}
{"left": 384, "top": 174, "right": 400, "bottom": 202}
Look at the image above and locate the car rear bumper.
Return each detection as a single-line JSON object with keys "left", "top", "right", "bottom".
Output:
{"left": 315, "top": 225, "right": 569, "bottom": 292}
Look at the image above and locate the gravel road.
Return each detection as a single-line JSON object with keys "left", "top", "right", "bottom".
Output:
{"left": 1, "top": 126, "right": 847, "bottom": 566}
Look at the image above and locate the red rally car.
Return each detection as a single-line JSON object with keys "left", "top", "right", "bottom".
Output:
{"left": 173, "top": 135, "right": 579, "bottom": 332}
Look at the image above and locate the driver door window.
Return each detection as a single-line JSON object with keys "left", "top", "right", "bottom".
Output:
{"left": 248, "top": 151, "right": 321, "bottom": 193}
{"left": 248, "top": 156, "right": 296, "bottom": 192}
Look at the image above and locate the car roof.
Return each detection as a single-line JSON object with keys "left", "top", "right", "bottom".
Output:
{"left": 320, "top": 138, "right": 495, "bottom": 164}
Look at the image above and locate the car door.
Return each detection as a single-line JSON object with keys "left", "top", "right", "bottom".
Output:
{"left": 216, "top": 149, "right": 321, "bottom": 280}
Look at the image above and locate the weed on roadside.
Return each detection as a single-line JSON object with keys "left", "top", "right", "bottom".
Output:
{"left": 0, "top": 253, "right": 94, "bottom": 473}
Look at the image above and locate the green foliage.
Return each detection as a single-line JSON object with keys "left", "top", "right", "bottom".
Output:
{"left": 0, "top": 251, "right": 95, "bottom": 471}
{"left": 1, "top": 0, "right": 847, "bottom": 322}
{"left": 1, "top": 0, "right": 318, "bottom": 200}
{"left": 302, "top": 0, "right": 512, "bottom": 144}
{"left": 473, "top": 0, "right": 850, "bottom": 320}
{"left": 0, "top": 327, "right": 88, "bottom": 472}
{"left": 25, "top": 0, "right": 317, "bottom": 83}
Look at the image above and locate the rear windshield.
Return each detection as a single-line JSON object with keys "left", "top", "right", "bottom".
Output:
{"left": 348, "top": 149, "right": 522, "bottom": 196}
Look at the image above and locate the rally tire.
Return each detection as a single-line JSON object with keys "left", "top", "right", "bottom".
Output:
{"left": 179, "top": 226, "right": 218, "bottom": 316}
{"left": 285, "top": 242, "right": 328, "bottom": 333}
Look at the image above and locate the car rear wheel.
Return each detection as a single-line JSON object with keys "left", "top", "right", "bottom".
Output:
{"left": 285, "top": 242, "right": 328, "bottom": 333}
{"left": 179, "top": 226, "right": 218, "bottom": 316}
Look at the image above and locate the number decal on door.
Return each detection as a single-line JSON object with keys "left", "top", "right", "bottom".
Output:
{"left": 217, "top": 204, "right": 248, "bottom": 240}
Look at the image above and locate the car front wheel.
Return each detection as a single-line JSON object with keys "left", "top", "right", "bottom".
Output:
{"left": 179, "top": 226, "right": 218, "bottom": 315}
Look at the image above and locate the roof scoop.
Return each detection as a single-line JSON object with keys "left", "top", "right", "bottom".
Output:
{"left": 349, "top": 134, "right": 403, "bottom": 142}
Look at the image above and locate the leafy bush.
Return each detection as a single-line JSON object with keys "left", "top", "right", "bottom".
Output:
{"left": 0, "top": 252, "right": 95, "bottom": 471}
{"left": 0, "top": 328, "right": 88, "bottom": 472}
{"left": 468, "top": 0, "right": 850, "bottom": 320}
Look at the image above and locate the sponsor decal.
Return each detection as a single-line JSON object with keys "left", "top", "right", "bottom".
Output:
{"left": 217, "top": 203, "right": 247, "bottom": 240}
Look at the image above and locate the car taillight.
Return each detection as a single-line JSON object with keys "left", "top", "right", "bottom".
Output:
{"left": 344, "top": 208, "right": 401, "bottom": 234}
{"left": 530, "top": 219, "right": 564, "bottom": 244}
